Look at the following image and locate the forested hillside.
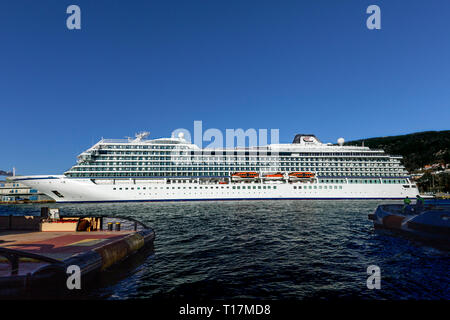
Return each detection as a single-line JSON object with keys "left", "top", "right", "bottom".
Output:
{"left": 346, "top": 131, "right": 450, "bottom": 172}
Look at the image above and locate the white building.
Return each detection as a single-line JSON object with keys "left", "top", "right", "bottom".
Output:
{"left": 0, "top": 180, "right": 51, "bottom": 202}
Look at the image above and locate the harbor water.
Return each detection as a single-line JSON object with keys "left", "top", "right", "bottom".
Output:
{"left": 1, "top": 200, "right": 449, "bottom": 299}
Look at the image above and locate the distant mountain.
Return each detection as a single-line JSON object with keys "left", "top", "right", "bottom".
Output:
{"left": 0, "top": 170, "right": 13, "bottom": 176}
{"left": 345, "top": 130, "right": 450, "bottom": 172}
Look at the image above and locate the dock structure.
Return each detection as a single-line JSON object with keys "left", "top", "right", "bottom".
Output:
{"left": 0, "top": 180, "right": 53, "bottom": 204}
{"left": 0, "top": 212, "right": 155, "bottom": 297}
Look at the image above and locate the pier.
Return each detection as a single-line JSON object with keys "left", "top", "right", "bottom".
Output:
{"left": 0, "top": 211, "right": 155, "bottom": 297}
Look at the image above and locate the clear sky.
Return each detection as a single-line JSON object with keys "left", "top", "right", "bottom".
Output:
{"left": 1, "top": 0, "right": 449, "bottom": 175}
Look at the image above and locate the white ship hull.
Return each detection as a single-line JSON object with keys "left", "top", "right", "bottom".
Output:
{"left": 14, "top": 176, "right": 419, "bottom": 203}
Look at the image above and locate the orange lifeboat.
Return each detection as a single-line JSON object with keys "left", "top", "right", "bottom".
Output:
{"left": 288, "top": 172, "right": 315, "bottom": 180}
{"left": 231, "top": 172, "right": 259, "bottom": 179}
{"left": 263, "top": 173, "right": 284, "bottom": 180}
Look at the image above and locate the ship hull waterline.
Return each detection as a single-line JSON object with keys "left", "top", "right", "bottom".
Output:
{"left": 13, "top": 176, "right": 419, "bottom": 203}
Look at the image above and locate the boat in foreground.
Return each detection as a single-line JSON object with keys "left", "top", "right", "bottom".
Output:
{"left": 0, "top": 208, "right": 155, "bottom": 297}
{"left": 368, "top": 203, "right": 450, "bottom": 247}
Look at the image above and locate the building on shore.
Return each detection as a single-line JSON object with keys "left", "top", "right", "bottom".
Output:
{"left": 0, "top": 179, "right": 53, "bottom": 202}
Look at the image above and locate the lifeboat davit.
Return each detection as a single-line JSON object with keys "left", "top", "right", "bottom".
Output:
{"left": 263, "top": 173, "right": 284, "bottom": 181}
{"left": 231, "top": 172, "right": 259, "bottom": 180}
{"left": 288, "top": 172, "right": 315, "bottom": 180}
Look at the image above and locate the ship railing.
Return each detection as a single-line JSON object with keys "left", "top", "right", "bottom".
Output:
{"left": 0, "top": 246, "right": 64, "bottom": 276}
{"left": 55, "top": 214, "right": 150, "bottom": 232}
{"left": 100, "top": 139, "right": 133, "bottom": 143}
{"left": 96, "top": 215, "right": 149, "bottom": 231}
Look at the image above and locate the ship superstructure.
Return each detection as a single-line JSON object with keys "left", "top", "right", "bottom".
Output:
{"left": 11, "top": 132, "right": 419, "bottom": 202}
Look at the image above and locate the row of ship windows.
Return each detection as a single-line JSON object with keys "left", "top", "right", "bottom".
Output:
{"left": 165, "top": 178, "right": 403, "bottom": 184}
{"left": 103, "top": 145, "right": 179, "bottom": 150}
{"left": 0, "top": 183, "right": 21, "bottom": 187}
{"left": 109, "top": 180, "right": 406, "bottom": 192}
{"left": 70, "top": 171, "right": 405, "bottom": 177}
{"left": 295, "top": 185, "right": 343, "bottom": 190}
{"left": 111, "top": 185, "right": 348, "bottom": 191}
{"left": 97, "top": 146, "right": 386, "bottom": 157}
{"left": 76, "top": 163, "right": 402, "bottom": 168}
{"left": 71, "top": 167, "right": 404, "bottom": 172}
{"left": 113, "top": 185, "right": 279, "bottom": 191}
{"left": 0, "top": 189, "right": 38, "bottom": 193}
{"left": 315, "top": 179, "right": 403, "bottom": 184}
{"left": 85, "top": 156, "right": 398, "bottom": 163}
{"left": 345, "top": 179, "right": 408, "bottom": 184}
{"left": 68, "top": 172, "right": 405, "bottom": 177}
{"left": 81, "top": 166, "right": 404, "bottom": 174}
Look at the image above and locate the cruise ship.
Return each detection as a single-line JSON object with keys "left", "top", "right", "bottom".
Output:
{"left": 11, "top": 132, "right": 419, "bottom": 202}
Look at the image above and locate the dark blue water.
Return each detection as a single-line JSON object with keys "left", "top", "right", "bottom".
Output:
{"left": 1, "top": 200, "right": 449, "bottom": 299}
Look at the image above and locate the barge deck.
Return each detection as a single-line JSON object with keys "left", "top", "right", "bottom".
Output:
{"left": 0, "top": 211, "right": 155, "bottom": 297}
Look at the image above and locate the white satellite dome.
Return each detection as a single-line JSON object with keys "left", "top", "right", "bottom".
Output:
{"left": 178, "top": 132, "right": 185, "bottom": 139}
{"left": 337, "top": 137, "right": 345, "bottom": 146}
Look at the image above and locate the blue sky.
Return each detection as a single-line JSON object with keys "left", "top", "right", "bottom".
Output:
{"left": 1, "top": 0, "right": 449, "bottom": 175}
